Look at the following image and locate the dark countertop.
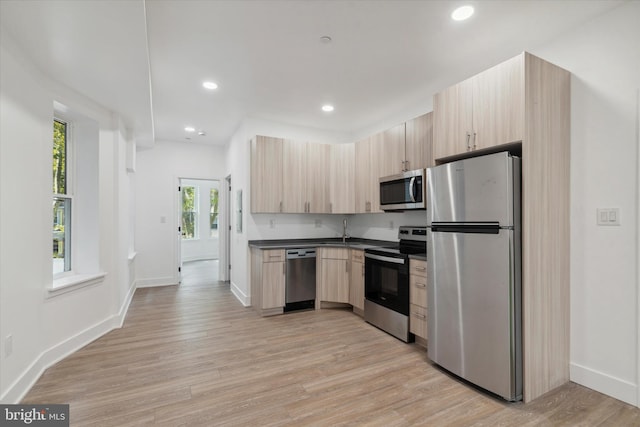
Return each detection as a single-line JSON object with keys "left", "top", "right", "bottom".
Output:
{"left": 409, "top": 253, "right": 427, "bottom": 261}
{"left": 248, "top": 237, "right": 396, "bottom": 251}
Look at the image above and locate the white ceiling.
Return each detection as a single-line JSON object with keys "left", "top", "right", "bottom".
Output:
{"left": 0, "top": 0, "right": 624, "bottom": 147}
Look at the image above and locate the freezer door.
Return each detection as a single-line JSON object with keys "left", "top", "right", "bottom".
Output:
{"left": 427, "top": 151, "right": 517, "bottom": 226}
{"left": 427, "top": 228, "right": 521, "bottom": 401}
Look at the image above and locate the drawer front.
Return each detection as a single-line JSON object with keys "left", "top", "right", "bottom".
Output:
{"left": 263, "top": 249, "right": 285, "bottom": 262}
{"left": 350, "top": 249, "right": 364, "bottom": 263}
{"left": 410, "top": 274, "right": 427, "bottom": 307}
{"left": 410, "top": 259, "right": 427, "bottom": 277}
{"left": 410, "top": 303, "right": 427, "bottom": 339}
{"left": 319, "top": 247, "right": 349, "bottom": 260}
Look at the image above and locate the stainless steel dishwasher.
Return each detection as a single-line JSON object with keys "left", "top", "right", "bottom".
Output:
{"left": 285, "top": 248, "right": 316, "bottom": 312}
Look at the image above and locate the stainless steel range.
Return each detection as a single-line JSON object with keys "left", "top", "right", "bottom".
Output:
{"left": 364, "top": 226, "right": 426, "bottom": 342}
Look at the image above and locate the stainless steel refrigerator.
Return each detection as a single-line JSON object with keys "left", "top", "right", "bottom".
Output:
{"left": 426, "top": 151, "right": 522, "bottom": 401}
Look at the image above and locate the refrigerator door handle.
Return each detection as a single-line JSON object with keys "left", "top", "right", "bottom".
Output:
{"left": 431, "top": 223, "right": 500, "bottom": 234}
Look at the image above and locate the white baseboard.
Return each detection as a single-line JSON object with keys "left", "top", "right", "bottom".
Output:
{"left": 571, "top": 362, "right": 638, "bottom": 406}
{"left": 135, "top": 276, "right": 178, "bottom": 288}
{"left": 230, "top": 281, "right": 250, "bottom": 307}
{"left": 1, "top": 282, "right": 138, "bottom": 404}
{"left": 1, "top": 315, "right": 117, "bottom": 404}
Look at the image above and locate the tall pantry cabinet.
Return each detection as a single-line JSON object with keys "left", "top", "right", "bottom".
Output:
{"left": 432, "top": 52, "right": 570, "bottom": 403}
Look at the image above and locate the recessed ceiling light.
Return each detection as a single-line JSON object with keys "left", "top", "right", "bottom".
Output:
{"left": 322, "top": 105, "right": 334, "bottom": 112}
{"left": 198, "top": 131, "right": 206, "bottom": 136}
{"left": 451, "top": 5, "right": 474, "bottom": 21}
{"left": 320, "top": 36, "right": 332, "bottom": 44}
{"left": 203, "top": 81, "right": 218, "bottom": 90}
{"left": 185, "top": 126, "right": 196, "bottom": 132}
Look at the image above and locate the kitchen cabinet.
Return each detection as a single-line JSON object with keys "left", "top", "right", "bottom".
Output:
{"left": 409, "top": 259, "right": 427, "bottom": 343}
{"left": 432, "top": 52, "right": 570, "bottom": 403}
{"left": 379, "top": 123, "right": 406, "bottom": 177}
{"left": 317, "top": 248, "right": 349, "bottom": 304}
{"left": 433, "top": 54, "right": 523, "bottom": 161}
{"left": 354, "top": 133, "right": 383, "bottom": 213}
{"left": 405, "top": 112, "right": 433, "bottom": 171}
{"left": 348, "top": 249, "right": 365, "bottom": 315}
{"left": 282, "top": 140, "right": 330, "bottom": 213}
{"left": 250, "top": 248, "right": 285, "bottom": 316}
{"left": 250, "top": 136, "right": 283, "bottom": 213}
{"left": 306, "top": 142, "right": 330, "bottom": 213}
{"left": 282, "top": 139, "right": 307, "bottom": 213}
{"left": 329, "top": 143, "right": 355, "bottom": 213}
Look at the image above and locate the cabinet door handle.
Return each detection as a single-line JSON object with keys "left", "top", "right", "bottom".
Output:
{"left": 280, "top": 201, "right": 283, "bottom": 212}
{"left": 346, "top": 261, "right": 349, "bottom": 273}
{"left": 472, "top": 132, "right": 477, "bottom": 150}
{"left": 415, "top": 283, "right": 426, "bottom": 288}
{"left": 366, "top": 201, "right": 371, "bottom": 212}
{"left": 412, "top": 312, "right": 426, "bottom": 320}
{"left": 466, "top": 132, "right": 471, "bottom": 151}
{"left": 414, "top": 266, "right": 426, "bottom": 271}
{"left": 405, "top": 160, "right": 409, "bottom": 171}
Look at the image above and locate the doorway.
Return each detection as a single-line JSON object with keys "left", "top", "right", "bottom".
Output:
{"left": 179, "top": 178, "right": 220, "bottom": 283}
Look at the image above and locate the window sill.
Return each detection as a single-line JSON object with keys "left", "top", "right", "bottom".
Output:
{"left": 47, "top": 272, "right": 107, "bottom": 299}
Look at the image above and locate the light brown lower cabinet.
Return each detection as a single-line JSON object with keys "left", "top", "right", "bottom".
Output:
{"left": 349, "top": 249, "right": 365, "bottom": 315}
{"left": 250, "top": 248, "right": 285, "bottom": 316}
{"left": 409, "top": 259, "right": 427, "bottom": 343}
{"left": 317, "top": 248, "right": 350, "bottom": 304}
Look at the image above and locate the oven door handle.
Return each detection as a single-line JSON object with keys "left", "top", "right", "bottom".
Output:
{"left": 365, "top": 253, "right": 406, "bottom": 264}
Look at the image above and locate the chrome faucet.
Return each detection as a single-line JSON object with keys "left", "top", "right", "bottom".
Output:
{"left": 342, "top": 218, "right": 348, "bottom": 244}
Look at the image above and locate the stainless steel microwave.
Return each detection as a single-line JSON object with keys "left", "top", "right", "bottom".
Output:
{"left": 379, "top": 168, "right": 426, "bottom": 211}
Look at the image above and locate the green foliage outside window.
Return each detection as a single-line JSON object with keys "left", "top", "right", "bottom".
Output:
{"left": 210, "top": 188, "right": 219, "bottom": 236}
{"left": 182, "top": 186, "right": 197, "bottom": 239}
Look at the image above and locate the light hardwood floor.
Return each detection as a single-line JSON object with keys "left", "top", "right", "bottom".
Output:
{"left": 23, "top": 260, "right": 640, "bottom": 426}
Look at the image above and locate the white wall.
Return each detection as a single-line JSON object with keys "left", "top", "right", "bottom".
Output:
{"left": 528, "top": 1, "right": 640, "bottom": 406}
{"left": 0, "top": 32, "right": 135, "bottom": 403}
{"left": 135, "top": 141, "right": 226, "bottom": 287}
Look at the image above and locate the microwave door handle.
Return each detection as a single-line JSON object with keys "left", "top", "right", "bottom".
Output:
{"left": 409, "top": 177, "right": 416, "bottom": 203}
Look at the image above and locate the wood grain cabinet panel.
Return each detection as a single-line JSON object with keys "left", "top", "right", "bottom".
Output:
{"left": 250, "top": 136, "right": 283, "bottom": 213}
{"left": 250, "top": 248, "right": 285, "bottom": 316}
{"left": 349, "top": 250, "right": 365, "bottom": 314}
{"left": 380, "top": 123, "right": 406, "bottom": 177}
{"left": 409, "top": 259, "right": 428, "bottom": 341}
{"left": 405, "top": 112, "right": 433, "bottom": 171}
{"left": 318, "top": 248, "right": 350, "bottom": 304}
{"left": 306, "top": 142, "right": 330, "bottom": 213}
{"left": 282, "top": 139, "right": 307, "bottom": 213}
{"left": 329, "top": 143, "right": 355, "bottom": 213}
{"left": 433, "top": 78, "right": 474, "bottom": 160}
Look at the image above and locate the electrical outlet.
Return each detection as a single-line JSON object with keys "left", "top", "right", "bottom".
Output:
{"left": 269, "top": 219, "right": 275, "bottom": 229}
{"left": 160, "top": 216, "right": 167, "bottom": 224}
{"left": 5, "top": 335, "right": 12, "bottom": 357}
{"left": 315, "top": 219, "right": 322, "bottom": 228}
{"left": 597, "top": 208, "right": 620, "bottom": 226}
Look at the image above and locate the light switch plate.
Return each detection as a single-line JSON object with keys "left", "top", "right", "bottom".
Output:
{"left": 597, "top": 208, "right": 620, "bottom": 226}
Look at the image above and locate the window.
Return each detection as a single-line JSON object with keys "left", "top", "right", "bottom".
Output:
{"left": 181, "top": 186, "right": 198, "bottom": 239}
{"left": 53, "top": 119, "right": 71, "bottom": 275}
{"left": 210, "top": 188, "right": 219, "bottom": 238}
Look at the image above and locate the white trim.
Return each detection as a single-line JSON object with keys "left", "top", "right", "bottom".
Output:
{"left": 135, "top": 276, "right": 178, "bottom": 288}
{"left": 636, "top": 87, "right": 640, "bottom": 408}
{"left": 47, "top": 272, "right": 106, "bottom": 298}
{"left": 127, "top": 251, "right": 137, "bottom": 262}
{"left": 571, "top": 362, "right": 637, "bottom": 406}
{"left": 1, "top": 280, "right": 137, "bottom": 403}
{"left": 230, "top": 280, "right": 250, "bottom": 307}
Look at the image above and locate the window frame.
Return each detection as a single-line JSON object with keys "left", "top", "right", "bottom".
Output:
{"left": 52, "top": 117, "right": 75, "bottom": 278}
{"left": 181, "top": 185, "right": 199, "bottom": 240}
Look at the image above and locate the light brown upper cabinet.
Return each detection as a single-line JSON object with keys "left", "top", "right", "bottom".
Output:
{"left": 380, "top": 112, "right": 434, "bottom": 176}
{"left": 405, "top": 112, "right": 434, "bottom": 171}
{"left": 251, "top": 136, "right": 283, "bottom": 213}
{"left": 329, "top": 143, "right": 355, "bottom": 213}
{"left": 355, "top": 133, "right": 383, "bottom": 213}
{"left": 278, "top": 140, "right": 331, "bottom": 214}
{"left": 433, "top": 55, "right": 523, "bottom": 160}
